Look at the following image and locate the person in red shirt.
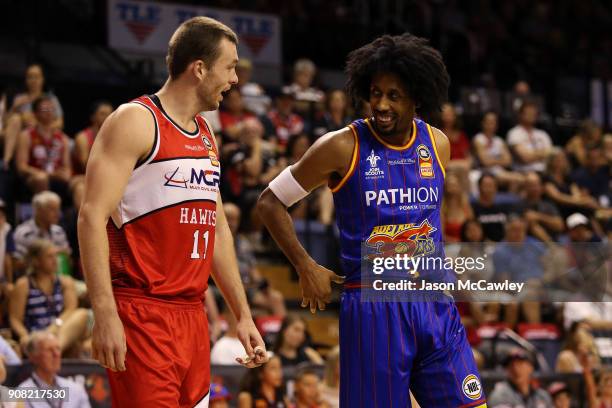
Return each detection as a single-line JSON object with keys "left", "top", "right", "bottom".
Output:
{"left": 440, "top": 102, "right": 471, "bottom": 167}
{"left": 73, "top": 101, "right": 113, "bottom": 175}
{"left": 262, "top": 89, "right": 305, "bottom": 152}
{"left": 15, "top": 96, "right": 71, "bottom": 194}
{"left": 78, "top": 17, "right": 267, "bottom": 407}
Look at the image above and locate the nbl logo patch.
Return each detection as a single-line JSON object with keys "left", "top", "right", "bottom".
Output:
{"left": 202, "top": 136, "right": 213, "bottom": 150}
{"left": 462, "top": 374, "right": 482, "bottom": 400}
{"left": 416, "top": 144, "right": 434, "bottom": 179}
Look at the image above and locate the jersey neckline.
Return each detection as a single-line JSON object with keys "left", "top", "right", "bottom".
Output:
{"left": 365, "top": 118, "right": 416, "bottom": 151}
{"left": 148, "top": 94, "right": 200, "bottom": 138}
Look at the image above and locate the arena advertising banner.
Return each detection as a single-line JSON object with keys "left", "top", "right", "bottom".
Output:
{"left": 107, "top": 0, "right": 281, "bottom": 65}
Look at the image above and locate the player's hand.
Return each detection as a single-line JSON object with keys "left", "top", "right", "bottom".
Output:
{"left": 297, "top": 259, "right": 345, "bottom": 314}
{"left": 91, "top": 310, "right": 127, "bottom": 372}
{"left": 235, "top": 318, "right": 268, "bottom": 368}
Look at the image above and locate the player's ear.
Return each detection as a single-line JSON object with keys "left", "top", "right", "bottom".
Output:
{"left": 192, "top": 60, "right": 208, "bottom": 81}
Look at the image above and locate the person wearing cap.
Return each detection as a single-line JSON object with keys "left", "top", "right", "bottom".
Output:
{"left": 547, "top": 382, "right": 571, "bottom": 408}
{"left": 236, "top": 59, "right": 271, "bottom": 116}
{"left": 488, "top": 348, "right": 553, "bottom": 407}
{"left": 261, "top": 88, "right": 305, "bottom": 152}
{"left": 209, "top": 383, "right": 231, "bottom": 408}
{"left": 564, "top": 212, "right": 602, "bottom": 243}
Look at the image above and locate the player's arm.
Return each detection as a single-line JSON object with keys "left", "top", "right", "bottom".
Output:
{"left": 77, "top": 103, "right": 154, "bottom": 372}
{"left": 430, "top": 126, "right": 451, "bottom": 170}
{"left": 256, "top": 129, "right": 353, "bottom": 313}
{"left": 211, "top": 192, "right": 267, "bottom": 367}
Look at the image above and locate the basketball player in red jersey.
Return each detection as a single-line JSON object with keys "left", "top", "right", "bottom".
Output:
{"left": 78, "top": 17, "right": 267, "bottom": 407}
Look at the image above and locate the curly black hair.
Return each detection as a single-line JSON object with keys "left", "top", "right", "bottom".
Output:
{"left": 345, "top": 33, "right": 450, "bottom": 119}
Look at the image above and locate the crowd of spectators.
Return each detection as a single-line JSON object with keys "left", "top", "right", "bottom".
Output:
{"left": 0, "top": 45, "right": 610, "bottom": 406}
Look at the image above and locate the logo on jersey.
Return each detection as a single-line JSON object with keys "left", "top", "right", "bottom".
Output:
{"left": 462, "top": 374, "right": 482, "bottom": 400}
{"left": 365, "top": 150, "right": 384, "bottom": 179}
{"left": 365, "top": 219, "right": 437, "bottom": 259}
{"left": 202, "top": 136, "right": 213, "bottom": 150}
{"left": 115, "top": 2, "right": 161, "bottom": 44}
{"left": 164, "top": 167, "right": 220, "bottom": 190}
{"left": 416, "top": 144, "right": 434, "bottom": 179}
{"left": 364, "top": 187, "right": 439, "bottom": 207}
{"left": 208, "top": 150, "right": 220, "bottom": 167}
{"left": 388, "top": 158, "right": 415, "bottom": 166}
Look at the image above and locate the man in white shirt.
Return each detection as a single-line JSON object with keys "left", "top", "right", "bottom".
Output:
{"left": 506, "top": 101, "right": 552, "bottom": 172}
{"left": 18, "top": 331, "right": 90, "bottom": 408}
{"left": 210, "top": 306, "right": 246, "bottom": 365}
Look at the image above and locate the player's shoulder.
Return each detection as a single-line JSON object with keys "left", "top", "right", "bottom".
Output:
{"left": 98, "top": 102, "right": 155, "bottom": 142}
{"left": 314, "top": 126, "right": 356, "bottom": 154}
{"left": 427, "top": 125, "right": 450, "bottom": 148}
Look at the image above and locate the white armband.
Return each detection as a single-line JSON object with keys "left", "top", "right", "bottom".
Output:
{"left": 268, "top": 166, "right": 308, "bottom": 207}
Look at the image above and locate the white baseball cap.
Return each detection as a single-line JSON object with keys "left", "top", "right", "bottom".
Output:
{"left": 566, "top": 213, "right": 589, "bottom": 229}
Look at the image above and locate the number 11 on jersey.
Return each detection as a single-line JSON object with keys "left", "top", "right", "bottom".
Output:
{"left": 190, "top": 230, "right": 210, "bottom": 259}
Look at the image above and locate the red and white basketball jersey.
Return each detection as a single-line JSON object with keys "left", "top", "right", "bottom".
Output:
{"left": 107, "top": 95, "right": 220, "bottom": 300}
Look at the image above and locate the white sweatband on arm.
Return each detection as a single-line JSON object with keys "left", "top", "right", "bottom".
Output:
{"left": 268, "top": 166, "right": 309, "bottom": 207}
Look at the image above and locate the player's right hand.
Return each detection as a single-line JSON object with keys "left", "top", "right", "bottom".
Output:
{"left": 92, "top": 311, "right": 127, "bottom": 372}
{"left": 297, "top": 260, "right": 345, "bottom": 314}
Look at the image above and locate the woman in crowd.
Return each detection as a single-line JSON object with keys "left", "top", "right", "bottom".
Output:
{"left": 273, "top": 315, "right": 323, "bottom": 368}
{"left": 8, "top": 239, "right": 88, "bottom": 355}
{"left": 565, "top": 119, "right": 602, "bottom": 167}
{"left": 219, "top": 86, "right": 258, "bottom": 140}
{"left": 441, "top": 172, "right": 473, "bottom": 243}
{"left": 556, "top": 321, "right": 601, "bottom": 373}
{"left": 319, "top": 346, "right": 339, "bottom": 408}
{"left": 238, "top": 354, "right": 289, "bottom": 408}
{"left": 543, "top": 148, "right": 599, "bottom": 218}
{"left": 439, "top": 103, "right": 471, "bottom": 170}
{"left": 73, "top": 101, "right": 113, "bottom": 175}
{"left": 312, "top": 90, "right": 352, "bottom": 140}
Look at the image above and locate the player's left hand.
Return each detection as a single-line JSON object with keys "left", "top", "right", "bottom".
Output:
{"left": 236, "top": 318, "right": 268, "bottom": 368}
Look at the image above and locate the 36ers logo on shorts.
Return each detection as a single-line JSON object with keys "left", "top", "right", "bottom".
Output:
{"left": 462, "top": 374, "right": 482, "bottom": 400}
{"left": 416, "top": 144, "right": 434, "bottom": 179}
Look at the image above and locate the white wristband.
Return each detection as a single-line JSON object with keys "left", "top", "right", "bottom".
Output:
{"left": 268, "top": 166, "right": 308, "bottom": 207}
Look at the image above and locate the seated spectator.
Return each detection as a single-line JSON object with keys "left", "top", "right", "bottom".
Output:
{"left": 521, "top": 172, "right": 564, "bottom": 242}
{"left": 3, "top": 64, "right": 64, "bottom": 166}
{"left": 543, "top": 148, "right": 599, "bottom": 218}
{"left": 210, "top": 302, "right": 249, "bottom": 365}
{"left": 18, "top": 331, "right": 90, "bottom": 408}
{"left": 556, "top": 321, "right": 601, "bottom": 373}
{"left": 565, "top": 119, "right": 603, "bottom": 167}
{"left": 441, "top": 172, "right": 473, "bottom": 242}
{"left": 236, "top": 59, "right": 271, "bottom": 116}
{"left": 13, "top": 191, "right": 71, "bottom": 274}
{"left": 547, "top": 382, "right": 572, "bottom": 408}
{"left": 472, "top": 173, "right": 516, "bottom": 242}
{"left": 9, "top": 240, "right": 89, "bottom": 355}
{"left": 472, "top": 111, "right": 524, "bottom": 190}
{"left": 506, "top": 101, "right": 552, "bottom": 173}
{"left": 209, "top": 383, "right": 232, "bottom": 408}
{"left": 224, "top": 202, "right": 286, "bottom": 316}
{"left": 219, "top": 86, "right": 257, "bottom": 140}
{"left": 15, "top": 96, "right": 71, "bottom": 194}
{"left": 273, "top": 315, "right": 323, "bottom": 368}
{"left": 492, "top": 215, "right": 545, "bottom": 324}
{"left": 286, "top": 58, "right": 325, "bottom": 116}
{"left": 312, "top": 89, "right": 352, "bottom": 139}
{"left": 0, "top": 335, "right": 21, "bottom": 365}
{"left": 319, "top": 346, "right": 339, "bottom": 408}
{"left": 439, "top": 103, "right": 471, "bottom": 170}
{"left": 238, "top": 354, "right": 289, "bottom": 407}
{"left": 292, "top": 368, "right": 329, "bottom": 408}
{"left": 580, "top": 352, "right": 612, "bottom": 408}
{"left": 571, "top": 146, "right": 610, "bottom": 207}
{"left": 488, "top": 348, "right": 553, "bottom": 407}
{"left": 262, "top": 88, "right": 304, "bottom": 152}
{"left": 73, "top": 100, "right": 113, "bottom": 175}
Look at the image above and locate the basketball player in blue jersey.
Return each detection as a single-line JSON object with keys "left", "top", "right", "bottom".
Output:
{"left": 258, "top": 34, "right": 487, "bottom": 407}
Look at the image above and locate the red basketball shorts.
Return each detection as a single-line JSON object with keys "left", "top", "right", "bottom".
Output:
{"left": 107, "top": 291, "right": 210, "bottom": 407}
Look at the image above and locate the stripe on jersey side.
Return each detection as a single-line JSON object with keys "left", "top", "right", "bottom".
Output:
{"left": 426, "top": 123, "right": 446, "bottom": 178}
{"left": 146, "top": 95, "right": 200, "bottom": 138}
{"left": 132, "top": 101, "right": 161, "bottom": 169}
{"left": 112, "top": 157, "right": 219, "bottom": 227}
{"left": 330, "top": 125, "right": 359, "bottom": 193}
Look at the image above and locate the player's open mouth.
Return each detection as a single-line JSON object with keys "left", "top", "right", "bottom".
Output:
{"left": 375, "top": 113, "right": 396, "bottom": 126}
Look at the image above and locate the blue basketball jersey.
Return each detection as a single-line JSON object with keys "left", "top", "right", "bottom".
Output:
{"left": 331, "top": 118, "right": 446, "bottom": 284}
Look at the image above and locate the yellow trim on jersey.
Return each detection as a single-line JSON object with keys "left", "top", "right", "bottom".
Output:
{"left": 365, "top": 118, "right": 416, "bottom": 151}
{"left": 426, "top": 123, "right": 446, "bottom": 178}
{"left": 474, "top": 404, "right": 487, "bottom": 408}
{"left": 330, "top": 125, "right": 359, "bottom": 193}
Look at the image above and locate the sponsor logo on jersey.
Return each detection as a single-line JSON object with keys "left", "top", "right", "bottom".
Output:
{"left": 202, "top": 136, "right": 213, "bottom": 150}
{"left": 184, "top": 144, "right": 206, "bottom": 152}
{"left": 388, "top": 158, "right": 415, "bottom": 165}
{"left": 416, "top": 144, "right": 434, "bottom": 179}
{"left": 364, "top": 187, "right": 439, "bottom": 207}
{"left": 115, "top": 2, "right": 160, "bottom": 44}
{"left": 208, "top": 150, "right": 220, "bottom": 167}
{"left": 365, "top": 150, "right": 384, "bottom": 179}
{"left": 164, "top": 167, "right": 220, "bottom": 190}
{"left": 462, "top": 374, "right": 482, "bottom": 400}
{"left": 365, "top": 219, "right": 437, "bottom": 259}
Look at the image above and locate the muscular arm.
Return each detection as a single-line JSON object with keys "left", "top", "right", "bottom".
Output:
{"left": 431, "top": 126, "right": 451, "bottom": 170}
{"left": 78, "top": 104, "right": 153, "bottom": 315}
{"left": 77, "top": 104, "right": 153, "bottom": 371}
{"left": 257, "top": 129, "right": 354, "bottom": 270}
